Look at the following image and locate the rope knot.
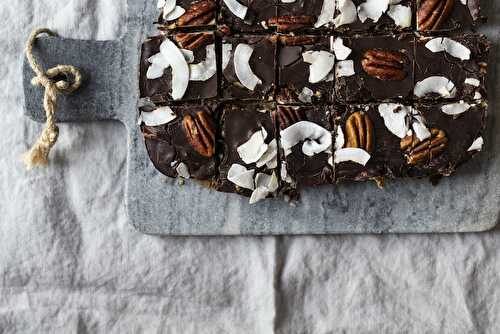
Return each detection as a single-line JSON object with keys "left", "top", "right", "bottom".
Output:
{"left": 23, "top": 28, "right": 82, "bottom": 170}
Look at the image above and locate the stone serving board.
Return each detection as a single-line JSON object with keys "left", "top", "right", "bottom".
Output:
{"left": 23, "top": 1, "right": 500, "bottom": 235}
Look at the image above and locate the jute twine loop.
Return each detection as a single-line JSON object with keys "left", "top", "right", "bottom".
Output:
{"left": 24, "top": 28, "right": 82, "bottom": 170}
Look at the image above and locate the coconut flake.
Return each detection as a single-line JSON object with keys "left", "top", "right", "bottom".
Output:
{"left": 314, "top": 0, "right": 336, "bottom": 28}
{"left": 164, "top": 6, "right": 186, "bottom": 21}
{"left": 302, "top": 51, "right": 335, "bottom": 84}
{"left": 387, "top": 4, "right": 411, "bottom": 28}
{"left": 425, "top": 37, "right": 471, "bottom": 61}
{"left": 378, "top": 103, "right": 411, "bottom": 138}
{"left": 441, "top": 101, "right": 472, "bottom": 115}
{"left": 358, "top": 0, "right": 389, "bottom": 23}
{"left": 465, "top": 77, "right": 480, "bottom": 87}
{"left": 474, "top": 91, "right": 482, "bottom": 100}
{"left": 298, "top": 87, "right": 314, "bottom": 103}
{"left": 334, "top": 148, "right": 371, "bottom": 165}
{"left": 189, "top": 44, "right": 217, "bottom": 81}
{"left": 249, "top": 172, "right": 279, "bottom": 204}
{"left": 461, "top": 0, "right": 467, "bottom": 4}
{"left": 234, "top": 43, "right": 262, "bottom": 91}
{"left": 222, "top": 44, "right": 233, "bottom": 71}
{"left": 176, "top": 162, "right": 191, "bottom": 179}
{"left": 281, "top": 162, "right": 293, "bottom": 184}
{"left": 237, "top": 127, "right": 268, "bottom": 164}
{"left": 467, "top": 137, "right": 484, "bottom": 152}
{"left": 411, "top": 114, "right": 431, "bottom": 141}
{"left": 159, "top": 39, "right": 190, "bottom": 100}
{"left": 146, "top": 63, "right": 166, "bottom": 80}
{"left": 227, "top": 164, "right": 255, "bottom": 190}
{"left": 414, "top": 76, "right": 456, "bottom": 98}
{"left": 281, "top": 0, "right": 296, "bottom": 2}
{"left": 335, "top": 125, "right": 345, "bottom": 150}
{"left": 335, "top": 60, "right": 355, "bottom": 77}
{"left": 280, "top": 121, "right": 332, "bottom": 157}
{"left": 331, "top": 37, "right": 352, "bottom": 60}
{"left": 161, "top": 0, "right": 177, "bottom": 17}
{"left": 256, "top": 139, "right": 278, "bottom": 168}
{"left": 148, "top": 52, "right": 171, "bottom": 68}
{"left": 223, "top": 0, "right": 248, "bottom": 19}
{"left": 334, "top": 0, "right": 357, "bottom": 27}
{"left": 180, "top": 49, "right": 194, "bottom": 63}
{"left": 141, "top": 106, "right": 177, "bottom": 126}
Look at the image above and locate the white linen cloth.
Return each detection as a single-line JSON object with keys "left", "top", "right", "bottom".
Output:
{"left": 1, "top": 1, "right": 500, "bottom": 333}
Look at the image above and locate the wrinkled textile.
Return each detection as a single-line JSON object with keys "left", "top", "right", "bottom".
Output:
{"left": 1, "top": 1, "right": 500, "bottom": 333}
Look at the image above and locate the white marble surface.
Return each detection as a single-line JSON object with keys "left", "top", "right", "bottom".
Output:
{"left": 2, "top": 0, "right": 500, "bottom": 332}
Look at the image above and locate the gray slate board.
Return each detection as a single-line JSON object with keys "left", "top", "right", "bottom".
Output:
{"left": 23, "top": 1, "right": 500, "bottom": 235}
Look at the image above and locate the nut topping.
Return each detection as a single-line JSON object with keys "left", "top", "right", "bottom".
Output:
{"left": 278, "top": 35, "right": 318, "bottom": 46}
{"left": 175, "top": 32, "right": 214, "bottom": 51}
{"left": 183, "top": 111, "right": 216, "bottom": 157}
{"left": 268, "top": 15, "right": 315, "bottom": 32}
{"left": 177, "top": 0, "right": 216, "bottom": 26}
{"left": 345, "top": 112, "right": 375, "bottom": 153}
{"left": 362, "top": 49, "right": 408, "bottom": 81}
{"left": 417, "top": 0, "right": 454, "bottom": 31}
{"left": 277, "top": 106, "right": 307, "bottom": 130}
{"left": 401, "top": 128, "right": 448, "bottom": 165}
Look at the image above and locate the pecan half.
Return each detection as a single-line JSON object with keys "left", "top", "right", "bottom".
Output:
{"left": 345, "top": 112, "right": 375, "bottom": 153}
{"left": 278, "top": 35, "right": 318, "bottom": 46}
{"left": 268, "top": 16, "right": 315, "bottom": 32}
{"left": 417, "top": 0, "right": 454, "bottom": 31}
{"left": 177, "top": 0, "right": 216, "bottom": 26}
{"left": 183, "top": 111, "right": 216, "bottom": 157}
{"left": 362, "top": 49, "right": 408, "bottom": 81}
{"left": 175, "top": 32, "right": 214, "bottom": 51}
{"left": 400, "top": 128, "right": 448, "bottom": 165}
{"left": 277, "top": 106, "right": 307, "bottom": 130}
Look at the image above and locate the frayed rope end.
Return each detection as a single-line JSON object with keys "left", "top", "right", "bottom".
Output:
{"left": 23, "top": 146, "right": 50, "bottom": 170}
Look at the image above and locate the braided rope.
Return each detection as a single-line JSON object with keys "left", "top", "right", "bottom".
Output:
{"left": 24, "top": 28, "right": 83, "bottom": 169}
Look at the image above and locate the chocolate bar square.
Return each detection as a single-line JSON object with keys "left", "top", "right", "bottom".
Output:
{"left": 222, "top": 35, "right": 277, "bottom": 100}
{"left": 216, "top": 102, "right": 280, "bottom": 199}
{"left": 416, "top": 100, "right": 487, "bottom": 175}
{"left": 334, "top": 0, "right": 414, "bottom": 34}
{"left": 220, "top": 0, "right": 276, "bottom": 32}
{"left": 333, "top": 104, "right": 394, "bottom": 183}
{"left": 270, "top": 0, "right": 333, "bottom": 33}
{"left": 416, "top": 0, "right": 483, "bottom": 33}
{"left": 156, "top": 0, "right": 217, "bottom": 30}
{"left": 140, "top": 32, "right": 218, "bottom": 102}
{"left": 334, "top": 34, "right": 415, "bottom": 103}
{"left": 277, "top": 35, "right": 334, "bottom": 104}
{"left": 140, "top": 103, "right": 219, "bottom": 180}
{"left": 414, "top": 34, "right": 489, "bottom": 102}
{"left": 275, "top": 105, "right": 334, "bottom": 187}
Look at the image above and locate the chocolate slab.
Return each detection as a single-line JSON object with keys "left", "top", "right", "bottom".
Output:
{"left": 220, "top": 0, "right": 276, "bottom": 32}
{"left": 335, "top": 0, "right": 414, "bottom": 34}
{"left": 416, "top": 0, "right": 483, "bottom": 33}
{"left": 335, "top": 34, "right": 415, "bottom": 103}
{"left": 416, "top": 100, "right": 487, "bottom": 176}
{"left": 222, "top": 35, "right": 277, "bottom": 100}
{"left": 139, "top": 32, "right": 218, "bottom": 102}
{"left": 414, "top": 34, "right": 489, "bottom": 102}
{"left": 156, "top": 0, "right": 217, "bottom": 30}
{"left": 140, "top": 104, "right": 219, "bottom": 180}
{"left": 275, "top": 105, "right": 333, "bottom": 187}
{"left": 216, "top": 102, "right": 279, "bottom": 197}
{"left": 277, "top": 35, "right": 334, "bottom": 104}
